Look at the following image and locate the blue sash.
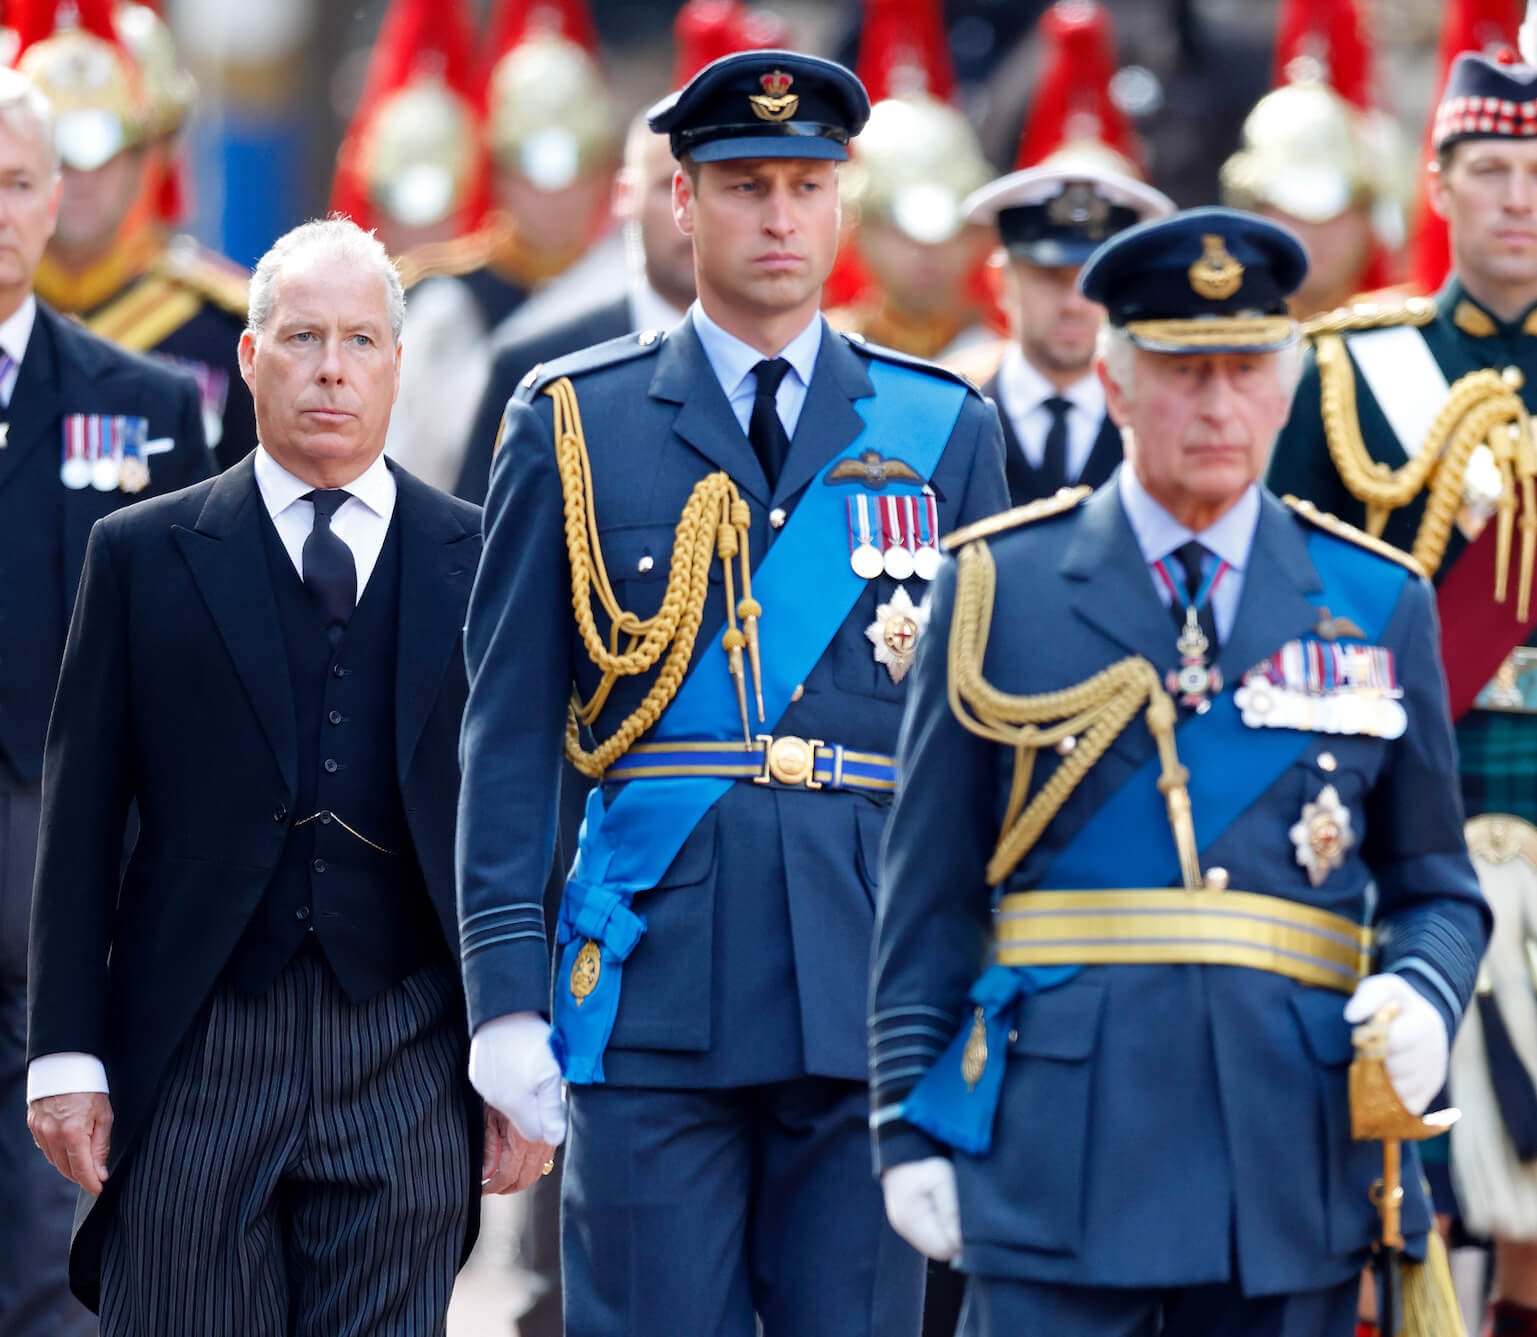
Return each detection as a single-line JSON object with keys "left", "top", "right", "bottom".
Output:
{"left": 903, "top": 527, "right": 1410, "bottom": 1152}
{"left": 553, "top": 360, "right": 968, "bottom": 1082}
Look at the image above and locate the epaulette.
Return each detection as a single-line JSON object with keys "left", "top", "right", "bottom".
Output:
{"left": 840, "top": 329, "right": 980, "bottom": 393}
{"left": 515, "top": 328, "right": 667, "bottom": 399}
{"left": 1282, "top": 495, "right": 1427, "bottom": 578}
{"left": 88, "top": 273, "right": 203, "bottom": 352}
{"left": 1302, "top": 294, "right": 1436, "bottom": 339}
{"left": 941, "top": 485, "right": 1091, "bottom": 552}
{"left": 395, "top": 230, "right": 496, "bottom": 288}
{"left": 155, "top": 236, "right": 250, "bottom": 317}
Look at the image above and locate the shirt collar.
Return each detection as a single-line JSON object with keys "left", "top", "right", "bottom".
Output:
{"left": 0, "top": 294, "right": 37, "bottom": 367}
{"left": 253, "top": 445, "right": 397, "bottom": 521}
{"left": 998, "top": 343, "right": 1103, "bottom": 420}
{"left": 690, "top": 301, "right": 822, "bottom": 400}
{"left": 1117, "top": 463, "right": 1260, "bottom": 573}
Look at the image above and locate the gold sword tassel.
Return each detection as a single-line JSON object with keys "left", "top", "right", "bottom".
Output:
{"left": 731, "top": 497, "right": 765, "bottom": 723}
{"left": 717, "top": 500, "right": 752, "bottom": 742}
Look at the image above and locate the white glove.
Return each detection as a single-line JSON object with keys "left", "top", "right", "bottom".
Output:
{"left": 881, "top": 1157, "right": 961, "bottom": 1262}
{"left": 1342, "top": 973, "right": 1450, "bottom": 1116}
{"left": 468, "top": 1012, "right": 567, "bottom": 1146}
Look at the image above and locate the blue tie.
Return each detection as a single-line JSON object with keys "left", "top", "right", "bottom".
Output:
{"left": 302, "top": 489, "right": 356, "bottom": 647}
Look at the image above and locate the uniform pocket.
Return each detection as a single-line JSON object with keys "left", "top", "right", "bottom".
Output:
{"left": 955, "top": 982, "right": 1106, "bottom": 1254}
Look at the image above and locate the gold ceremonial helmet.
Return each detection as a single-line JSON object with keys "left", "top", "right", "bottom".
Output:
{"left": 113, "top": 1, "right": 196, "bottom": 141}
{"left": 361, "top": 75, "right": 479, "bottom": 228}
{"left": 18, "top": 28, "right": 147, "bottom": 172}
{"left": 841, "top": 92, "right": 992, "bottom": 245}
{"left": 486, "top": 33, "right": 617, "bottom": 192}
{"left": 1220, "top": 80, "right": 1373, "bottom": 223}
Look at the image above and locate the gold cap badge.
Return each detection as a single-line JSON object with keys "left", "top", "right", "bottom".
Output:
{"left": 1189, "top": 234, "right": 1244, "bottom": 301}
{"left": 750, "top": 69, "right": 799, "bottom": 123}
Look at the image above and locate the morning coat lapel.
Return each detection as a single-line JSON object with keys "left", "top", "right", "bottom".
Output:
{"left": 171, "top": 456, "right": 296, "bottom": 792}
{"left": 649, "top": 319, "right": 770, "bottom": 505}
{"left": 1215, "top": 491, "right": 1323, "bottom": 683}
{"left": 392, "top": 465, "right": 476, "bottom": 779}
{"left": 0, "top": 304, "right": 64, "bottom": 494}
{"left": 771, "top": 325, "right": 871, "bottom": 508}
{"left": 1059, "top": 474, "right": 1183, "bottom": 672}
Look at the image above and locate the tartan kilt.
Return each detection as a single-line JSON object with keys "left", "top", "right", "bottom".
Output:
{"left": 1458, "top": 708, "right": 1537, "bottom": 822}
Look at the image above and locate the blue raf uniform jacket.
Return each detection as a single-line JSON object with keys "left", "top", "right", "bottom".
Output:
{"left": 870, "top": 476, "right": 1490, "bottom": 1297}
{"left": 457, "top": 315, "right": 1008, "bottom": 1088}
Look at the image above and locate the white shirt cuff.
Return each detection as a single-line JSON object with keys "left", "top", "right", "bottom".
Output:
{"left": 28, "top": 1053, "right": 109, "bottom": 1102}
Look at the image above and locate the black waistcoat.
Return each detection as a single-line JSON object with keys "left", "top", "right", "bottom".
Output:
{"left": 229, "top": 500, "right": 440, "bottom": 1001}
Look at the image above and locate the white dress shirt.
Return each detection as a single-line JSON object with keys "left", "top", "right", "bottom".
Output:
{"left": 252, "top": 445, "right": 397, "bottom": 595}
{"left": 690, "top": 301, "right": 822, "bottom": 439}
{"left": 1117, "top": 464, "right": 1260, "bottom": 644}
{"left": 0, "top": 294, "right": 37, "bottom": 407}
{"left": 996, "top": 345, "right": 1106, "bottom": 482}
{"left": 27, "top": 445, "right": 399, "bottom": 1104}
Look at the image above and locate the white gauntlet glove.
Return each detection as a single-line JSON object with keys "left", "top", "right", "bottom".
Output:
{"left": 468, "top": 1012, "right": 568, "bottom": 1146}
{"left": 1343, "top": 974, "right": 1450, "bottom": 1116}
{"left": 881, "top": 1157, "right": 961, "bottom": 1262}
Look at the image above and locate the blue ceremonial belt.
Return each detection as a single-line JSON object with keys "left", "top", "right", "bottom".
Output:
{"left": 605, "top": 739, "right": 898, "bottom": 793}
{"left": 904, "top": 527, "right": 1410, "bottom": 1154}
{"left": 553, "top": 361, "right": 967, "bottom": 1083}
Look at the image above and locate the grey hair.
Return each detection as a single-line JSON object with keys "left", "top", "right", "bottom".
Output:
{"left": 0, "top": 68, "right": 59, "bottom": 178}
{"left": 1095, "top": 324, "right": 1304, "bottom": 398}
{"left": 246, "top": 217, "right": 406, "bottom": 343}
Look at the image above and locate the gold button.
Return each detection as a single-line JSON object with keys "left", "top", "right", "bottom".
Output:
{"left": 790, "top": 684, "right": 804, "bottom": 702}
{"left": 1203, "top": 866, "right": 1230, "bottom": 892}
{"left": 638, "top": 555, "right": 654, "bottom": 573}
{"left": 770, "top": 507, "right": 787, "bottom": 529}
{"left": 1317, "top": 751, "right": 1337, "bottom": 772}
{"left": 638, "top": 329, "right": 659, "bottom": 346}
{"left": 1056, "top": 735, "right": 1077, "bottom": 756}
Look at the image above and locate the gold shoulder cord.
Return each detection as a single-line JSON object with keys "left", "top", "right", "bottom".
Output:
{"left": 1314, "top": 332, "right": 1537, "bottom": 616}
{"left": 946, "top": 541, "right": 1203, "bottom": 890}
{"left": 545, "top": 376, "right": 763, "bottom": 777}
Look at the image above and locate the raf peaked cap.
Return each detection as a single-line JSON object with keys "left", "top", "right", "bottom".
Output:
{"left": 965, "top": 160, "right": 1175, "bottom": 267}
{"left": 1078, "top": 206, "right": 1307, "bottom": 354}
{"left": 648, "top": 50, "right": 871, "bottom": 164}
{"left": 1433, "top": 50, "right": 1537, "bottom": 151}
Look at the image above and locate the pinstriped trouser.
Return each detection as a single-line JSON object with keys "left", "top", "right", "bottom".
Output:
{"left": 99, "top": 950, "right": 471, "bottom": 1337}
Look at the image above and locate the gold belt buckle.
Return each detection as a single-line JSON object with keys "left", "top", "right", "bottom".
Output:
{"left": 754, "top": 733, "right": 825, "bottom": 789}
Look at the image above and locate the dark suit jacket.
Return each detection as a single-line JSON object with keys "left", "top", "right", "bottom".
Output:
{"left": 455, "top": 294, "right": 632, "bottom": 504}
{"left": 27, "top": 456, "right": 482, "bottom": 1306}
{"left": 983, "top": 370, "right": 1122, "bottom": 507}
{"left": 2, "top": 301, "right": 209, "bottom": 780}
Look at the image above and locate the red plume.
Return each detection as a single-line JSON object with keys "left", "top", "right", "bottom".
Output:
{"left": 1271, "top": 0, "right": 1372, "bottom": 109}
{"left": 1407, "top": 0, "right": 1522, "bottom": 293}
{"left": 330, "top": 0, "right": 485, "bottom": 234}
{"left": 1014, "top": 1, "right": 1139, "bottom": 171}
{"left": 483, "top": 0, "right": 599, "bottom": 90}
{"left": 13, "top": 0, "right": 120, "bottom": 54}
{"left": 672, "top": 1, "right": 790, "bottom": 88}
{"left": 856, "top": 0, "right": 955, "bottom": 104}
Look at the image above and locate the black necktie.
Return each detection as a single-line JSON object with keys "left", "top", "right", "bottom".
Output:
{"left": 302, "top": 489, "right": 356, "bottom": 647}
{"left": 1039, "top": 396, "right": 1072, "bottom": 491}
{"left": 749, "top": 358, "right": 792, "bottom": 489}
{"left": 1171, "top": 539, "right": 1219, "bottom": 654}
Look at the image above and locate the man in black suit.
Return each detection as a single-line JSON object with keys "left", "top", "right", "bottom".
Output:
{"left": 26, "top": 217, "right": 542, "bottom": 1333}
{"left": 962, "top": 154, "right": 1172, "bottom": 507}
{"left": 455, "top": 114, "right": 696, "bottom": 505}
{"left": 0, "top": 68, "right": 208, "bottom": 1337}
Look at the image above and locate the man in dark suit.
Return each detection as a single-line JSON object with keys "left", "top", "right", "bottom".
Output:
{"left": 962, "top": 154, "right": 1172, "bottom": 506}
{"left": 455, "top": 114, "right": 697, "bottom": 506}
{"left": 26, "top": 217, "right": 534, "bottom": 1333}
{"left": 0, "top": 67, "right": 208, "bottom": 1337}
{"left": 458, "top": 51, "right": 1009, "bottom": 1337}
